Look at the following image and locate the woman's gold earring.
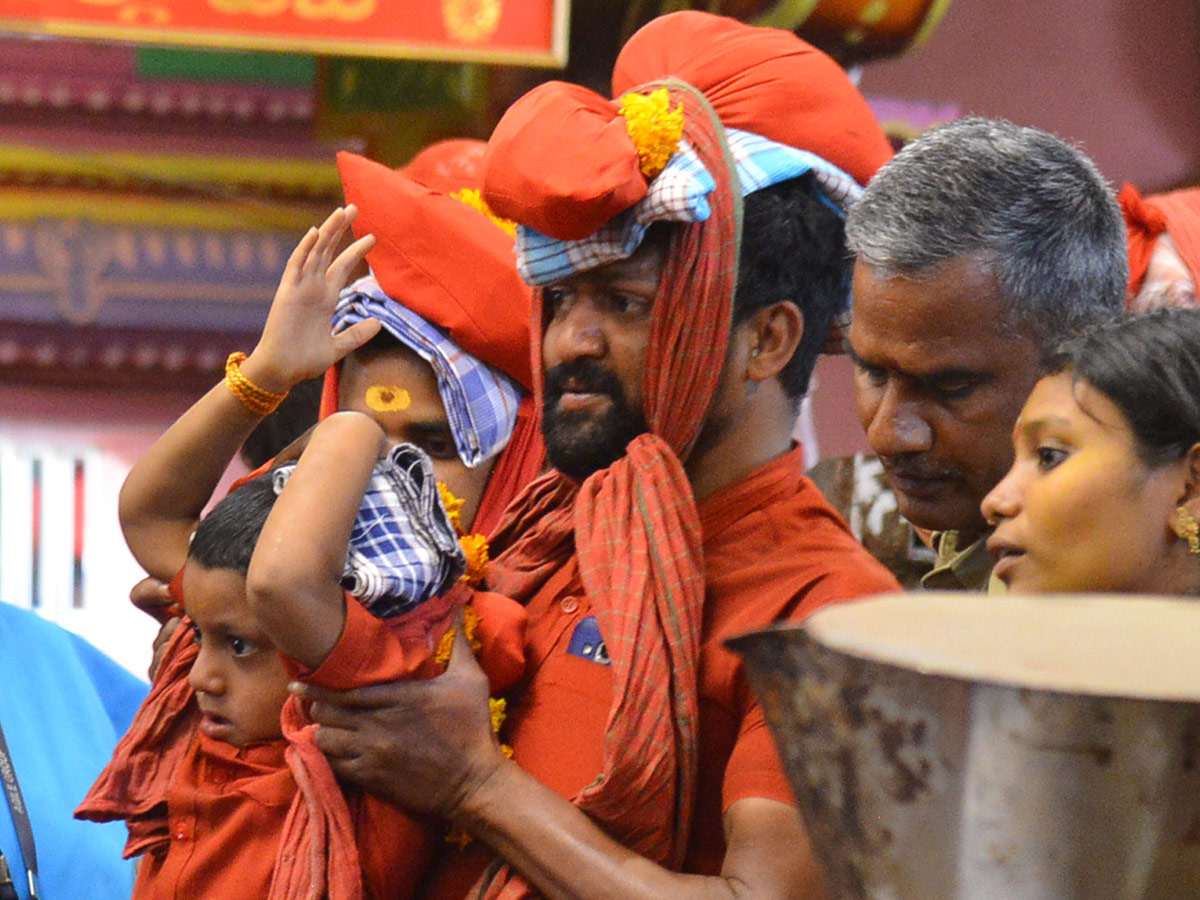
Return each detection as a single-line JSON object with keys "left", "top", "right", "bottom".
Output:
{"left": 1174, "top": 506, "right": 1200, "bottom": 555}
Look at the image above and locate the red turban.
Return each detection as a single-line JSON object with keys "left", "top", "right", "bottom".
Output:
{"left": 612, "top": 10, "right": 891, "bottom": 188}
{"left": 478, "top": 12, "right": 890, "bottom": 898}
{"left": 401, "top": 138, "right": 487, "bottom": 193}
{"left": 484, "top": 12, "right": 890, "bottom": 242}
{"left": 1120, "top": 182, "right": 1200, "bottom": 307}
{"left": 318, "top": 151, "right": 543, "bottom": 538}
{"left": 337, "top": 151, "right": 533, "bottom": 390}
{"left": 1153, "top": 188, "right": 1200, "bottom": 283}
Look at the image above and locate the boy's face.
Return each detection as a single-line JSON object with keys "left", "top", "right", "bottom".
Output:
{"left": 339, "top": 344, "right": 496, "bottom": 529}
{"left": 184, "top": 562, "right": 290, "bottom": 747}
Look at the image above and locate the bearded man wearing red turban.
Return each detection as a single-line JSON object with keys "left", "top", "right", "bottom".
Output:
{"left": 298, "top": 12, "right": 900, "bottom": 899}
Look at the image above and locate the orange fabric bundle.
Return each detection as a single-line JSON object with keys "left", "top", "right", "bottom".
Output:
{"left": 1120, "top": 182, "right": 1170, "bottom": 300}
{"left": 477, "top": 12, "right": 889, "bottom": 898}
{"left": 612, "top": 11, "right": 892, "bottom": 188}
{"left": 483, "top": 13, "right": 890, "bottom": 246}
{"left": 402, "top": 138, "right": 487, "bottom": 193}
{"left": 337, "top": 151, "right": 534, "bottom": 392}
{"left": 1120, "top": 182, "right": 1200, "bottom": 304}
{"left": 1153, "top": 188, "right": 1200, "bottom": 283}
{"left": 479, "top": 81, "right": 651, "bottom": 241}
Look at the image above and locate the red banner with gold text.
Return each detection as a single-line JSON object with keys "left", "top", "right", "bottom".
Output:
{"left": 0, "top": 0, "right": 568, "bottom": 66}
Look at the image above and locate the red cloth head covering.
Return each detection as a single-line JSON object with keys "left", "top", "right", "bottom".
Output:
{"left": 401, "top": 138, "right": 487, "bottom": 193}
{"left": 612, "top": 10, "right": 892, "bottom": 188}
{"left": 337, "top": 151, "right": 533, "bottom": 390}
{"left": 478, "top": 12, "right": 889, "bottom": 896}
{"left": 319, "top": 150, "right": 545, "bottom": 537}
{"left": 1120, "top": 182, "right": 1169, "bottom": 299}
{"left": 1152, "top": 188, "right": 1200, "bottom": 282}
{"left": 483, "top": 13, "right": 890, "bottom": 243}
{"left": 1120, "top": 183, "right": 1200, "bottom": 305}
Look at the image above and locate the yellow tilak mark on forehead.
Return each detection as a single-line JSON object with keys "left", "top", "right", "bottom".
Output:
{"left": 365, "top": 385, "right": 411, "bottom": 412}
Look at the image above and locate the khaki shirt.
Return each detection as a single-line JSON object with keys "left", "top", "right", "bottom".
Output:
{"left": 920, "top": 530, "right": 1006, "bottom": 594}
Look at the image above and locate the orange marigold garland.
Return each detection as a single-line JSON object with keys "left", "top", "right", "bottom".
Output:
{"left": 436, "top": 483, "right": 513, "bottom": 846}
{"left": 459, "top": 533, "right": 490, "bottom": 585}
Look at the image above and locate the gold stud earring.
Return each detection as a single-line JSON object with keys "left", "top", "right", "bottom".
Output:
{"left": 1174, "top": 506, "right": 1200, "bottom": 555}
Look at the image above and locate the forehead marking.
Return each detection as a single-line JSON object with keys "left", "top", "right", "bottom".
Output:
{"left": 365, "top": 385, "right": 412, "bottom": 413}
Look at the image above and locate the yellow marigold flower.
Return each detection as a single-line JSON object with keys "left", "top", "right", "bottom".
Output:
{"left": 500, "top": 744, "right": 514, "bottom": 759}
{"left": 489, "top": 697, "right": 507, "bottom": 733}
{"left": 619, "top": 88, "right": 684, "bottom": 180}
{"left": 433, "top": 626, "right": 456, "bottom": 667}
{"left": 460, "top": 533, "right": 490, "bottom": 586}
{"left": 462, "top": 603, "right": 482, "bottom": 652}
{"left": 450, "top": 188, "right": 517, "bottom": 237}
{"left": 437, "top": 482, "right": 464, "bottom": 534}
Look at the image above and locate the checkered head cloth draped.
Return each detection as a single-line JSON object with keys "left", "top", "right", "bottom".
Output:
{"left": 333, "top": 277, "right": 524, "bottom": 468}
{"left": 514, "top": 126, "right": 862, "bottom": 286}
{"left": 272, "top": 442, "right": 466, "bottom": 618}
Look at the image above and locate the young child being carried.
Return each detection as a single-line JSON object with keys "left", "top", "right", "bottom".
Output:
{"left": 77, "top": 207, "right": 526, "bottom": 900}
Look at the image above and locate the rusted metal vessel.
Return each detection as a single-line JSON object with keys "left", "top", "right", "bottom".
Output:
{"left": 728, "top": 593, "right": 1200, "bottom": 900}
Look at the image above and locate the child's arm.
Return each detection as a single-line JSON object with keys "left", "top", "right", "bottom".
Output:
{"left": 245, "top": 410, "right": 387, "bottom": 669}
{"left": 119, "top": 206, "right": 380, "bottom": 582}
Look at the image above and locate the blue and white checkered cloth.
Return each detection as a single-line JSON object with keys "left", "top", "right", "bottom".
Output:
{"left": 272, "top": 443, "right": 466, "bottom": 619}
{"left": 333, "top": 276, "right": 523, "bottom": 467}
{"left": 515, "top": 127, "right": 863, "bottom": 286}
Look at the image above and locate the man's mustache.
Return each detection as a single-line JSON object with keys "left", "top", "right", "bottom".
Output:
{"left": 880, "top": 454, "right": 961, "bottom": 482}
{"left": 543, "top": 360, "right": 626, "bottom": 403}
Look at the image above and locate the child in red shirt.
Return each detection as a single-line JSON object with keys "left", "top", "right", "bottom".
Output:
{"left": 78, "top": 207, "right": 525, "bottom": 900}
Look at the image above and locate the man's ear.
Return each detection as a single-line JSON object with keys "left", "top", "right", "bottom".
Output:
{"left": 745, "top": 301, "right": 804, "bottom": 383}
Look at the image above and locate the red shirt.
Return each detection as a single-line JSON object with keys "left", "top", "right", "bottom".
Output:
{"left": 131, "top": 597, "right": 455, "bottom": 900}
{"left": 421, "top": 447, "right": 900, "bottom": 895}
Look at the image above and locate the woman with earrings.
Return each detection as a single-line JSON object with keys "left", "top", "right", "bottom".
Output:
{"left": 982, "top": 307, "right": 1200, "bottom": 595}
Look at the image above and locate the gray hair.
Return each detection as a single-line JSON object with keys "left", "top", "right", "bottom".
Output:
{"left": 845, "top": 117, "right": 1126, "bottom": 354}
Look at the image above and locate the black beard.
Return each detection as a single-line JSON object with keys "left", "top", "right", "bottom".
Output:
{"left": 542, "top": 359, "right": 648, "bottom": 480}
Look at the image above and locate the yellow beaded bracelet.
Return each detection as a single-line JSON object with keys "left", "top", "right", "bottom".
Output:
{"left": 224, "top": 352, "right": 288, "bottom": 417}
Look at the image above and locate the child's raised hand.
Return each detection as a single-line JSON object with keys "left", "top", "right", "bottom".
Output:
{"left": 243, "top": 206, "right": 381, "bottom": 393}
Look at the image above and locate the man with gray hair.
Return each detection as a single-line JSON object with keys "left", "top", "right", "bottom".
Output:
{"left": 844, "top": 117, "right": 1127, "bottom": 590}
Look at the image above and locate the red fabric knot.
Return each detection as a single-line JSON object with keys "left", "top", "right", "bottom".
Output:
{"left": 482, "top": 82, "right": 649, "bottom": 242}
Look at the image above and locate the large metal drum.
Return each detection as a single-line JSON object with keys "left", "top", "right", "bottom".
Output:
{"left": 728, "top": 593, "right": 1200, "bottom": 900}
